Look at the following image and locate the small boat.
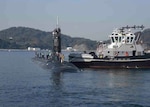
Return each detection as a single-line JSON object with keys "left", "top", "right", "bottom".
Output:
{"left": 69, "top": 25, "right": 150, "bottom": 69}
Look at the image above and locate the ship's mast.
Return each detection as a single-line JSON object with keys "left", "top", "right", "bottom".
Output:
{"left": 56, "top": 16, "right": 59, "bottom": 29}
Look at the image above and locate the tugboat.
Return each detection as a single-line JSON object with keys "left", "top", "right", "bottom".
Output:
{"left": 69, "top": 25, "right": 150, "bottom": 69}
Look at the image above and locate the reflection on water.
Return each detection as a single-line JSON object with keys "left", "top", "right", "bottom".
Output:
{"left": 50, "top": 72, "right": 63, "bottom": 89}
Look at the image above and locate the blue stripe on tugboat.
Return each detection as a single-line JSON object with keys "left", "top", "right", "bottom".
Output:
{"left": 69, "top": 25, "right": 150, "bottom": 69}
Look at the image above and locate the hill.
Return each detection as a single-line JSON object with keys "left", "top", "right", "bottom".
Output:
{"left": 0, "top": 27, "right": 97, "bottom": 50}
{"left": 0, "top": 27, "right": 150, "bottom": 50}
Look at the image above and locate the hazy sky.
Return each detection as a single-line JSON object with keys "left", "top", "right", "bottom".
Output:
{"left": 0, "top": 0, "right": 150, "bottom": 40}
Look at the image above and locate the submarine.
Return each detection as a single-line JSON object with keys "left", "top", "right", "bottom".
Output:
{"left": 33, "top": 18, "right": 79, "bottom": 72}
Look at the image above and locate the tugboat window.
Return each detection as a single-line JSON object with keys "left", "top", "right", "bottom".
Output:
{"left": 130, "top": 37, "right": 134, "bottom": 43}
{"left": 115, "top": 37, "right": 118, "bottom": 42}
{"left": 119, "top": 37, "right": 122, "bottom": 42}
{"left": 111, "top": 37, "right": 115, "bottom": 43}
{"left": 127, "top": 37, "right": 130, "bottom": 43}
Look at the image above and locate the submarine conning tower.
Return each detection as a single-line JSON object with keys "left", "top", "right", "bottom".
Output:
{"left": 52, "top": 27, "right": 61, "bottom": 54}
{"left": 52, "top": 26, "right": 63, "bottom": 62}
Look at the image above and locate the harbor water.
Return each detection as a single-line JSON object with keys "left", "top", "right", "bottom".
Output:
{"left": 0, "top": 51, "right": 150, "bottom": 107}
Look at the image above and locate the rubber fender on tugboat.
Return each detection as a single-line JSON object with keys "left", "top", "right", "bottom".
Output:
{"left": 89, "top": 52, "right": 98, "bottom": 58}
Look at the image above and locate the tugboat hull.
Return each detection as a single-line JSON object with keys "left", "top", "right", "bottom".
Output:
{"left": 70, "top": 58, "right": 150, "bottom": 69}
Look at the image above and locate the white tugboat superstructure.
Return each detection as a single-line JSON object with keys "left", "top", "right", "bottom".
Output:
{"left": 97, "top": 26, "right": 144, "bottom": 58}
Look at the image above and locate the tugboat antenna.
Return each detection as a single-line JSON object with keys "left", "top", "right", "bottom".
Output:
{"left": 120, "top": 25, "right": 144, "bottom": 31}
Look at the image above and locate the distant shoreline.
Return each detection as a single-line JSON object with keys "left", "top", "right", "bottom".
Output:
{"left": 0, "top": 49, "right": 29, "bottom": 52}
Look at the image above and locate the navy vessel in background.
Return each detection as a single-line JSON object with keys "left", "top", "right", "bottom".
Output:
{"left": 69, "top": 25, "right": 150, "bottom": 69}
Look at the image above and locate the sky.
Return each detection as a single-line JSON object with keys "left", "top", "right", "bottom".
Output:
{"left": 0, "top": 0, "right": 150, "bottom": 40}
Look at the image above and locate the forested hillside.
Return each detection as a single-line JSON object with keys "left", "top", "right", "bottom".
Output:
{"left": 0, "top": 27, "right": 97, "bottom": 50}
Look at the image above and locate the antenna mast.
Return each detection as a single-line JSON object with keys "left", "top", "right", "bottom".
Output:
{"left": 56, "top": 16, "right": 59, "bottom": 29}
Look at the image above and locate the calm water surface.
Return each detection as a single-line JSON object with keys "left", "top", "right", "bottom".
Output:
{"left": 0, "top": 51, "right": 150, "bottom": 107}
